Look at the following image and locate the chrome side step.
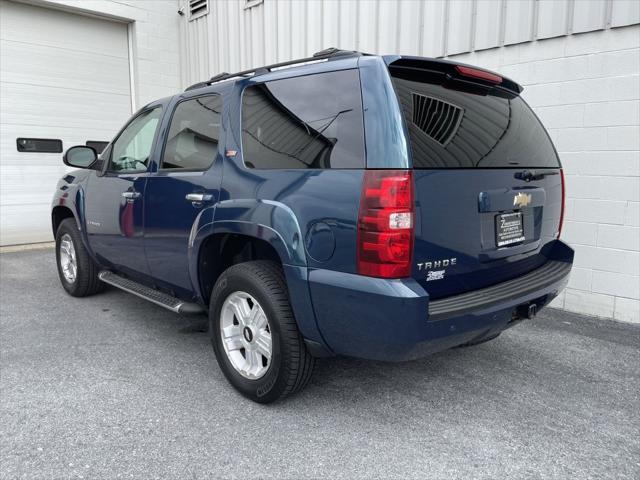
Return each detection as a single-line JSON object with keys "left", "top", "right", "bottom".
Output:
{"left": 98, "top": 271, "right": 203, "bottom": 314}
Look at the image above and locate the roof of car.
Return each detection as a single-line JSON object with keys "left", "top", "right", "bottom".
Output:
{"left": 184, "top": 47, "right": 522, "bottom": 95}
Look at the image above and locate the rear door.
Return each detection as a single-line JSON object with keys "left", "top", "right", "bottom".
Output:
{"left": 388, "top": 59, "right": 563, "bottom": 299}
{"left": 143, "top": 94, "right": 224, "bottom": 298}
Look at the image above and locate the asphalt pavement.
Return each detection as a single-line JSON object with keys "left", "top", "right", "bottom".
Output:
{"left": 1, "top": 248, "right": 639, "bottom": 479}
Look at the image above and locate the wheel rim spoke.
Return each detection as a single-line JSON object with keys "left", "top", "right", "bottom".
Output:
{"left": 251, "top": 306, "right": 268, "bottom": 330}
{"left": 228, "top": 296, "right": 251, "bottom": 325}
{"left": 255, "top": 331, "right": 272, "bottom": 359}
{"left": 247, "top": 304, "right": 267, "bottom": 330}
{"left": 222, "top": 325, "right": 243, "bottom": 351}
{"left": 246, "top": 350, "right": 262, "bottom": 375}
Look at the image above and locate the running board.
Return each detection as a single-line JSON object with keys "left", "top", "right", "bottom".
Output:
{"left": 98, "top": 271, "right": 203, "bottom": 314}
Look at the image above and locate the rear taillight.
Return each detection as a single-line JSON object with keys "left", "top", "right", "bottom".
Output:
{"left": 357, "top": 170, "right": 414, "bottom": 278}
{"left": 558, "top": 169, "right": 566, "bottom": 238}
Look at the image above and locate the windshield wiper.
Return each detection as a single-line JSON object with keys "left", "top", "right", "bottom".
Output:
{"left": 514, "top": 169, "right": 559, "bottom": 182}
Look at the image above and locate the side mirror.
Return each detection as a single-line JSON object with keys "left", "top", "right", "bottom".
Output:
{"left": 63, "top": 146, "right": 98, "bottom": 169}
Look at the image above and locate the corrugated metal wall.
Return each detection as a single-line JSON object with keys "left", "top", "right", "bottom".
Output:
{"left": 179, "top": 0, "right": 639, "bottom": 86}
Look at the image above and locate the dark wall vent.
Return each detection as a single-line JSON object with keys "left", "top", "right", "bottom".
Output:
{"left": 16, "top": 138, "right": 62, "bottom": 153}
{"left": 189, "top": 0, "right": 208, "bottom": 21}
{"left": 411, "top": 93, "right": 463, "bottom": 147}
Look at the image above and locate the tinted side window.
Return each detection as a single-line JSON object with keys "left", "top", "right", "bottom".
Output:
{"left": 241, "top": 69, "right": 365, "bottom": 169}
{"left": 109, "top": 107, "right": 163, "bottom": 173}
{"left": 162, "top": 95, "right": 222, "bottom": 170}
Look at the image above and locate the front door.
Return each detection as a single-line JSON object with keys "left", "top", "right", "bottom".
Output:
{"left": 84, "top": 106, "right": 164, "bottom": 277}
{"left": 143, "top": 94, "right": 224, "bottom": 298}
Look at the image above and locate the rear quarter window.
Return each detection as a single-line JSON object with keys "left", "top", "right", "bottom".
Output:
{"left": 241, "top": 69, "right": 365, "bottom": 169}
{"left": 390, "top": 74, "right": 560, "bottom": 169}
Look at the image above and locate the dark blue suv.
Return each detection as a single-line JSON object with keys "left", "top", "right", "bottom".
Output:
{"left": 52, "top": 49, "right": 573, "bottom": 403}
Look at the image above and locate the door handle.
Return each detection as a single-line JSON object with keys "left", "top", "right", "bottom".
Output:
{"left": 185, "top": 193, "right": 213, "bottom": 203}
{"left": 122, "top": 191, "right": 141, "bottom": 199}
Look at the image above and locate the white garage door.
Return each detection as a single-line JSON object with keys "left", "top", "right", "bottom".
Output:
{"left": 0, "top": 0, "right": 132, "bottom": 245}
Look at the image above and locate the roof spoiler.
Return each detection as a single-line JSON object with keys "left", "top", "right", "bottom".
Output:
{"left": 387, "top": 56, "right": 523, "bottom": 95}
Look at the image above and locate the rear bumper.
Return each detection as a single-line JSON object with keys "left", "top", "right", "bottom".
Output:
{"left": 308, "top": 240, "right": 573, "bottom": 361}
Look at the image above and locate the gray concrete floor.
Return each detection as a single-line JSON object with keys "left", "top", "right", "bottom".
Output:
{"left": 1, "top": 248, "right": 639, "bottom": 479}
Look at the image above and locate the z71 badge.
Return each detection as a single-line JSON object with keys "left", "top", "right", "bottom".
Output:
{"left": 416, "top": 258, "right": 457, "bottom": 281}
{"left": 426, "top": 270, "right": 445, "bottom": 281}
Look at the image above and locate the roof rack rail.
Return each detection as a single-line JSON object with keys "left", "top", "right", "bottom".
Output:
{"left": 184, "top": 48, "right": 361, "bottom": 91}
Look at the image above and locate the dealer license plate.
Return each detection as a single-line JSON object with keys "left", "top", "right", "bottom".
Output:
{"left": 496, "top": 212, "right": 525, "bottom": 247}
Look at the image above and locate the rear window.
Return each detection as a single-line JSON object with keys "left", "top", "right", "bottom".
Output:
{"left": 390, "top": 73, "right": 560, "bottom": 169}
{"left": 241, "top": 69, "right": 365, "bottom": 169}
{"left": 162, "top": 94, "right": 222, "bottom": 171}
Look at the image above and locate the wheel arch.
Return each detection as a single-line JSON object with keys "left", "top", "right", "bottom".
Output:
{"left": 190, "top": 199, "right": 307, "bottom": 302}
{"left": 211, "top": 199, "right": 306, "bottom": 265}
{"left": 192, "top": 209, "right": 328, "bottom": 352}
{"left": 51, "top": 205, "right": 78, "bottom": 235}
{"left": 197, "top": 231, "right": 331, "bottom": 358}
{"left": 196, "top": 231, "right": 282, "bottom": 306}
{"left": 51, "top": 173, "right": 89, "bottom": 237}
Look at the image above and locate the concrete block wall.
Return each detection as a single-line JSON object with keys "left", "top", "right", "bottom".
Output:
{"left": 447, "top": 26, "right": 640, "bottom": 323}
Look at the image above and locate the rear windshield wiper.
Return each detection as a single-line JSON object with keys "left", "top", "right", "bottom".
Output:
{"left": 514, "top": 170, "right": 559, "bottom": 182}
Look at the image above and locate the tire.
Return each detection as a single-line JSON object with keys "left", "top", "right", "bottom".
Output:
{"left": 55, "top": 218, "right": 103, "bottom": 297}
{"left": 209, "top": 261, "right": 315, "bottom": 403}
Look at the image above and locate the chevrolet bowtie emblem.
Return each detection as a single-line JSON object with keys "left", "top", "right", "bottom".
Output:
{"left": 513, "top": 192, "right": 532, "bottom": 208}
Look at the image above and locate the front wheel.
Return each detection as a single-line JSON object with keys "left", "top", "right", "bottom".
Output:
{"left": 209, "top": 261, "right": 315, "bottom": 403}
{"left": 55, "top": 218, "right": 103, "bottom": 297}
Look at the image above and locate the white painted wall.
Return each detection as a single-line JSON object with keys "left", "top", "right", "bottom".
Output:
{"left": 181, "top": 0, "right": 640, "bottom": 323}
{"left": 36, "top": 0, "right": 183, "bottom": 109}
{"left": 1, "top": 0, "right": 132, "bottom": 245}
{"left": 0, "top": 0, "right": 182, "bottom": 245}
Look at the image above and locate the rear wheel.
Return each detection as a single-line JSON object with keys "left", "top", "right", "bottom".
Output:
{"left": 210, "top": 261, "right": 314, "bottom": 403}
{"left": 55, "top": 218, "right": 103, "bottom": 297}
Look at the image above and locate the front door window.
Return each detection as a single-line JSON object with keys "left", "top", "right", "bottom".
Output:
{"left": 109, "top": 107, "right": 163, "bottom": 173}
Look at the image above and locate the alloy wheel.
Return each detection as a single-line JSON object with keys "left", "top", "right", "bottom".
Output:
{"left": 219, "top": 291, "right": 272, "bottom": 379}
{"left": 59, "top": 233, "right": 77, "bottom": 283}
